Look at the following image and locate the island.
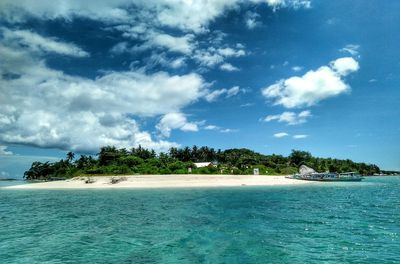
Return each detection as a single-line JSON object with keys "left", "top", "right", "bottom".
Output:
{"left": 22, "top": 146, "right": 381, "bottom": 180}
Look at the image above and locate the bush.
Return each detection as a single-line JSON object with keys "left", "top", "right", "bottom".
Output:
{"left": 84, "top": 167, "right": 104, "bottom": 175}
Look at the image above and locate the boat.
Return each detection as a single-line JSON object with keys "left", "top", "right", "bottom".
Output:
{"left": 287, "top": 165, "right": 364, "bottom": 182}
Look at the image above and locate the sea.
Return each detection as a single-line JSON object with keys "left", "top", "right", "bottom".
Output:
{"left": 0, "top": 176, "right": 399, "bottom": 263}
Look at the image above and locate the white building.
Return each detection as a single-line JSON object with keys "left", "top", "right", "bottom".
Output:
{"left": 194, "top": 162, "right": 214, "bottom": 168}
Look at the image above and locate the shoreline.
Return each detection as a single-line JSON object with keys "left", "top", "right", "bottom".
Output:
{"left": 3, "top": 175, "right": 313, "bottom": 189}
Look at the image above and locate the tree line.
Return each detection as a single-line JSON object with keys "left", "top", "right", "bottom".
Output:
{"left": 24, "top": 146, "right": 381, "bottom": 180}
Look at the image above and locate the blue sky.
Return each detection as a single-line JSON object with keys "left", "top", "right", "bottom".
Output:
{"left": 0, "top": 0, "right": 399, "bottom": 178}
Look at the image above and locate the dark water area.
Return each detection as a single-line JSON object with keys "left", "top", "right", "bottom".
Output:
{"left": 0, "top": 177, "right": 399, "bottom": 263}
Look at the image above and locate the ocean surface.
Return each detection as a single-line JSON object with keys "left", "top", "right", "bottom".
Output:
{"left": 0, "top": 177, "right": 399, "bottom": 263}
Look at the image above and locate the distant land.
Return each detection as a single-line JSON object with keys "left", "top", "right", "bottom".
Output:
{"left": 23, "top": 146, "right": 385, "bottom": 181}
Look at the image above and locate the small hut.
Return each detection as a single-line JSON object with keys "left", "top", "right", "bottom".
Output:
{"left": 194, "top": 162, "right": 215, "bottom": 168}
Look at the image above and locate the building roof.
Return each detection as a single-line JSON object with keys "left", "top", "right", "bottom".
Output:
{"left": 194, "top": 162, "right": 213, "bottom": 168}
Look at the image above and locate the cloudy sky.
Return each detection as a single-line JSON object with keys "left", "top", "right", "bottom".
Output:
{"left": 1, "top": 0, "right": 399, "bottom": 177}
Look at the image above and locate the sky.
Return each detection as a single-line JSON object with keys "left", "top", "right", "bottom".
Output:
{"left": 0, "top": 0, "right": 399, "bottom": 178}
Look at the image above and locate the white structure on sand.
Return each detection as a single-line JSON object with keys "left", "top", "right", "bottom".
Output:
{"left": 194, "top": 162, "right": 214, "bottom": 168}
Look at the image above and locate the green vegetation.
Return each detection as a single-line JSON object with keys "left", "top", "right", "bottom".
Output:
{"left": 24, "top": 146, "right": 381, "bottom": 180}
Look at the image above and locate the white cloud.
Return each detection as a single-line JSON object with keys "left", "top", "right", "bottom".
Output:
{"left": 274, "top": 132, "right": 289, "bottom": 138}
{"left": 152, "top": 1, "right": 241, "bottom": 33}
{"left": 204, "top": 125, "right": 219, "bottom": 130}
{"left": 194, "top": 46, "right": 246, "bottom": 67}
{"left": 265, "top": 110, "right": 311, "bottom": 125}
{"left": 0, "top": 1, "right": 239, "bottom": 33}
{"left": 0, "top": 0, "right": 131, "bottom": 23}
{"left": 340, "top": 44, "right": 360, "bottom": 56}
{"left": 1, "top": 28, "right": 89, "bottom": 57}
{"left": 110, "top": 32, "right": 195, "bottom": 55}
{"left": 0, "top": 43, "right": 205, "bottom": 152}
{"left": 226, "top": 86, "right": 241, "bottom": 97}
{"left": 0, "top": 0, "right": 311, "bottom": 30}
{"left": 218, "top": 47, "right": 246, "bottom": 57}
{"left": 156, "top": 112, "right": 199, "bottom": 137}
{"left": 262, "top": 57, "right": 359, "bottom": 108}
{"left": 220, "top": 128, "right": 237, "bottom": 133}
{"left": 245, "top": 11, "right": 261, "bottom": 29}
{"left": 0, "top": 1, "right": 270, "bottom": 71}
{"left": 258, "top": 0, "right": 311, "bottom": 10}
{"left": 330, "top": 57, "right": 359, "bottom": 76}
{"left": 0, "top": 146, "right": 13, "bottom": 155}
{"left": 293, "top": 134, "right": 308, "bottom": 139}
{"left": 220, "top": 63, "right": 239, "bottom": 71}
{"left": 110, "top": 41, "right": 129, "bottom": 54}
{"left": 193, "top": 50, "right": 224, "bottom": 67}
{"left": 205, "top": 89, "right": 227, "bottom": 102}
{"left": 292, "top": 66, "right": 303, "bottom": 72}
{"left": 151, "top": 33, "right": 194, "bottom": 54}
{"left": 142, "top": 33, "right": 195, "bottom": 55}
{"left": 170, "top": 57, "right": 187, "bottom": 68}
{"left": 204, "top": 125, "right": 236, "bottom": 133}
{"left": 142, "top": 52, "right": 187, "bottom": 70}
{"left": 0, "top": 0, "right": 314, "bottom": 153}
{"left": 205, "top": 86, "right": 243, "bottom": 102}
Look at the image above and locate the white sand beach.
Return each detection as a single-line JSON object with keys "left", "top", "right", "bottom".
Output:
{"left": 4, "top": 175, "right": 312, "bottom": 189}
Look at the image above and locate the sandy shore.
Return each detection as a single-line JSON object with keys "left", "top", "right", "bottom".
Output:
{"left": 4, "top": 175, "right": 312, "bottom": 189}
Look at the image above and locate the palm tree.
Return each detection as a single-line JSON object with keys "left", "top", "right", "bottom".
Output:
{"left": 66, "top": 151, "right": 75, "bottom": 163}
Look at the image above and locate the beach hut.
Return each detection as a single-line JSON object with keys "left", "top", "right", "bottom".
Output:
{"left": 194, "top": 162, "right": 215, "bottom": 168}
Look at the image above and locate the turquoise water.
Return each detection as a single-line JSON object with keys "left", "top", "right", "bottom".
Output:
{"left": 0, "top": 177, "right": 399, "bottom": 263}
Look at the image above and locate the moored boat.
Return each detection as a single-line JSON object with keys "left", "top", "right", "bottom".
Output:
{"left": 288, "top": 166, "right": 364, "bottom": 182}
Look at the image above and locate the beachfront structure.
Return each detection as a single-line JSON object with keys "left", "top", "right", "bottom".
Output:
{"left": 194, "top": 162, "right": 215, "bottom": 168}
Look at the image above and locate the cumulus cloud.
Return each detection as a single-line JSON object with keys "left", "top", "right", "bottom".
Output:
{"left": 110, "top": 28, "right": 245, "bottom": 69}
{"left": 150, "top": 33, "right": 194, "bottom": 54}
{"left": 156, "top": 112, "right": 199, "bottom": 137}
{"left": 110, "top": 32, "right": 195, "bottom": 55}
{"left": 0, "top": 146, "right": 13, "bottom": 155}
{"left": 0, "top": 0, "right": 312, "bottom": 71}
{"left": 0, "top": 0, "right": 314, "bottom": 153}
{"left": 1, "top": 28, "right": 89, "bottom": 57}
{"left": 0, "top": 0, "right": 310, "bottom": 31}
{"left": 265, "top": 110, "right": 311, "bottom": 125}
{"left": 0, "top": 0, "right": 131, "bottom": 23}
{"left": 330, "top": 57, "right": 360, "bottom": 76}
{"left": 0, "top": 1, "right": 236, "bottom": 32}
{"left": 262, "top": 57, "right": 359, "bottom": 108}
{"left": 220, "top": 63, "right": 239, "bottom": 71}
{"left": 0, "top": 40, "right": 205, "bottom": 152}
{"left": 205, "top": 86, "right": 243, "bottom": 102}
{"left": 273, "top": 132, "right": 289, "bottom": 138}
